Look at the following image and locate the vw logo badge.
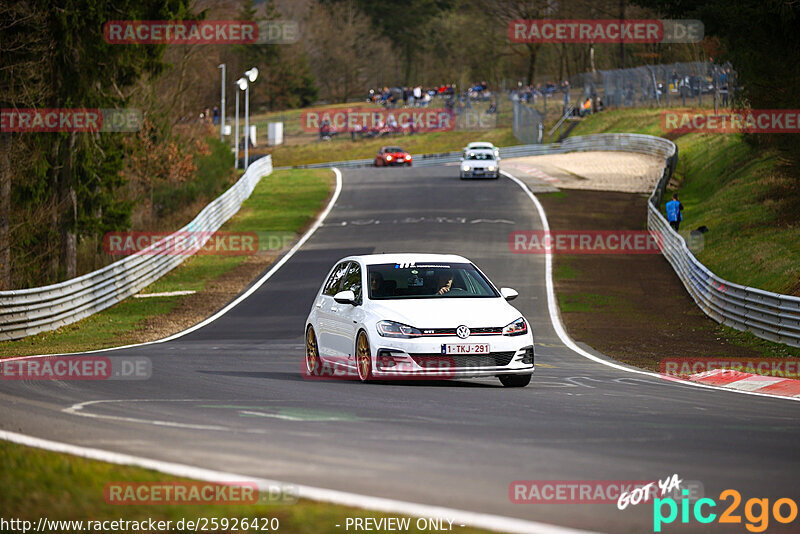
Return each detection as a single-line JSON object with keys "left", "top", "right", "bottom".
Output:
{"left": 456, "top": 325, "right": 470, "bottom": 339}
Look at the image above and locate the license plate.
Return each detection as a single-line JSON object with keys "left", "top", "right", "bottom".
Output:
{"left": 474, "top": 169, "right": 484, "bottom": 174}
{"left": 442, "top": 343, "right": 490, "bottom": 355}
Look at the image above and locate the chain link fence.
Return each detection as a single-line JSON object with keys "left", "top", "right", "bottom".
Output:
{"left": 580, "top": 61, "right": 736, "bottom": 110}
{"left": 507, "top": 61, "right": 736, "bottom": 144}
{"left": 512, "top": 100, "right": 544, "bottom": 144}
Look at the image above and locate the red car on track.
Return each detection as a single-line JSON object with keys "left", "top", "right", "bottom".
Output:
{"left": 375, "top": 146, "right": 412, "bottom": 167}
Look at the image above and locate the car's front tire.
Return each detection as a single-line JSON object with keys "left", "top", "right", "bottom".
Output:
{"left": 356, "top": 330, "right": 373, "bottom": 382}
{"left": 305, "top": 326, "right": 320, "bottom": 375}
{"left": 499, "top": 373, "right": 532, "bottom": 387}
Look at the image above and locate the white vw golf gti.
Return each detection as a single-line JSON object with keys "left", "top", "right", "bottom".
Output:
{"left": 304, "top": 254, "right": 535, "bottom": 387}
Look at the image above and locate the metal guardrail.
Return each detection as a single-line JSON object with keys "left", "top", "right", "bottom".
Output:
{"left": 0, "top": 156, "right": 273, "bottom": 341}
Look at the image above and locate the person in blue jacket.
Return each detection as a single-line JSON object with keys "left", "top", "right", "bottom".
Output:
{"left": 666, "top": 193, "right": 684, "bottom": 231}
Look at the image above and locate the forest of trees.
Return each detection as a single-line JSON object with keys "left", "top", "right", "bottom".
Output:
{"left": 1, "top": 0, "right": 797, "bottom": 290}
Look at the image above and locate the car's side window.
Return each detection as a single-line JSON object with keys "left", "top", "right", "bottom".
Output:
{"left": 322, "top": 262, "right": 350, "bottom": 296}
{"left": 341, "top": 262, "right": 363, "bottom": 304}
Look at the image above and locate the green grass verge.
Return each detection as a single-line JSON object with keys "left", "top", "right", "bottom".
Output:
{"left": 553, "top": 259, "right": 579, "bottom": 280}
{"left": 557, "top": 292, "right": 620, "bottom": 313}
{"left": 0, "top": 168, "right": 333, "bottom": 358}
{"left": 715, "top": 326, "right": 800, "bottom": 359}
{"left": 571, "top": 108, "right": 800, "bottom": 296}
{"left": 0, "top": 440, "right": 489, "bottom": 534}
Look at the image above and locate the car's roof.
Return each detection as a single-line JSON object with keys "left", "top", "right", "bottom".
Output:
{"left": 339, "top": 253, "right": 471, "bottom": 265}
{"left": 466, "top": 142, "right": 494, "bottom": 147}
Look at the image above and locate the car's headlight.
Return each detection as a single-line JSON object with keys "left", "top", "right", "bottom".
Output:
{"left": 487, "top": 165, "right": 496, "bottom": 171}
{"left": 377, "top": 320, "right": 423, "bottom": 338}
{"left": 404, "top": 154, "right": 411, "bottom": 160}
{"left": 386, "top": 155, "right": 393, "bottom": 161}
{"left": 461, "top": 164, "right": 471, "bottom": 171}
{"left": 503, "top": 317, "right": 528, "bottom": 336}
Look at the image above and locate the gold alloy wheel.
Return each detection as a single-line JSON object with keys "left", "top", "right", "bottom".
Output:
{"left": 305, "top": 327, "right": 319, "bottom": 374}
{"left": 356, "top": 331, "right": 372, "bottom": 382}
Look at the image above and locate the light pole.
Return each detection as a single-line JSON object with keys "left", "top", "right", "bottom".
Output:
{"left": 235, "top": 77, "right": 246, "bottom": 170}
{"left": 243, "top": 67, "right": 258, "bottom": 170}
{"left": 217, "top": 64, "right": 226, "bottom": 142}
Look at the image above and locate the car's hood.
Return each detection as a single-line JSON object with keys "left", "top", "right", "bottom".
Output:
{"left": 367, "top": 297, "right": 521, "bottom": 328}
{"left": 463, "top": 159, "right": 496, "bottom": 167}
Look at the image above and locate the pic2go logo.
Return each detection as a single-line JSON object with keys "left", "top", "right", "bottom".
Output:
{"left": 653, "top": 489, "right": 798, "bottom": 532}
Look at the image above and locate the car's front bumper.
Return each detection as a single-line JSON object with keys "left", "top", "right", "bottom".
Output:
{"left": 371, "top": 335, "right": 534, "bottom": 379}
{"left": 460, "top": 169, "right": 498, "bottom": 178}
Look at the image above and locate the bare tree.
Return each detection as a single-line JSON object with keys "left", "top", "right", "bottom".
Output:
{"left": 304, "top": 1, "right": 391, "bottom": 102}
{"left": 476, "top": 0, "right": 557, "bottom": 85}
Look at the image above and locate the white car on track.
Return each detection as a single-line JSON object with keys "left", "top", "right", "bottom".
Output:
{"left": 460, "top": 149, "right": 500, "bottom": 179}
{"left": 304, "top": 254, "right": 535, "bottom": 387}
{"left": 463, "top": 141, "right": 500, "bottom": 160}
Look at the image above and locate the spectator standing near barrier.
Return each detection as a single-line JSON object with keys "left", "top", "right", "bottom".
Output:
{"left": 562, "top": 80, "right": 570, "bottom": 115}
{"left": 666, "top": 193, "right": 684, "bottom": 231}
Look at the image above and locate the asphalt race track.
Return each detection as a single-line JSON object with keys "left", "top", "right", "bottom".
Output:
{"left": 2, "top": 165, "right": 800, "bottom": 533}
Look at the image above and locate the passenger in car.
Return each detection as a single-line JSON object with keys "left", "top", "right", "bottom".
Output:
{"left": 370, "top": 272, "right": 385, "bottom": 297}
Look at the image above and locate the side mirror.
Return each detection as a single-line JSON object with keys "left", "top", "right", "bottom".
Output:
{"left": 500, "top": 287, "right": 518, "bottom": 301}
{"left": 333, "top": 290, "right": 356, "bottom": 305}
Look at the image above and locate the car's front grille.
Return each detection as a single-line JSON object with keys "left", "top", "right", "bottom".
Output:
{"left": 409, "top": 351, "right": 516, "bottom": 368}
{"left": 419, "top": 327, "right": 503, "bottom": 336}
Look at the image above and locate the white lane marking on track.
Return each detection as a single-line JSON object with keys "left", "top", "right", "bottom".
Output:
{"left": 239, "top": 410, "right": 347, "bottom": 422}
{"left": 5, "top": 168, "right": 344, "bottom": 361}
{"left": 500, "top": 169, "right": 800, "bottom": 404}
{"left": 63, "top": 399, "right": 230, "bottom": 431}
{"left": 0, "top": 429, "right": 597, "bottom": 534}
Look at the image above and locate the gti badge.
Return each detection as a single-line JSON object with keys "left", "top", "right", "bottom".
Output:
{"left": 456, "top": 325, "right": 470, "bottom": 339}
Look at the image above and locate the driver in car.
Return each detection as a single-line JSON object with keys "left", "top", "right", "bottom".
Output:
{"left": 436, "top": 270, "right": 454, "bottom": 295}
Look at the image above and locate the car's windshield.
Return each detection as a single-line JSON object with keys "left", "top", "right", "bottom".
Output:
{"left": 385, "top": 147, "right": 404, "bottom": 153}
{"left": 367, "top": 262, "right": 499, "bottom": 299}
{"left": 466, "top": 152, "right": 495, "bottom": 161}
